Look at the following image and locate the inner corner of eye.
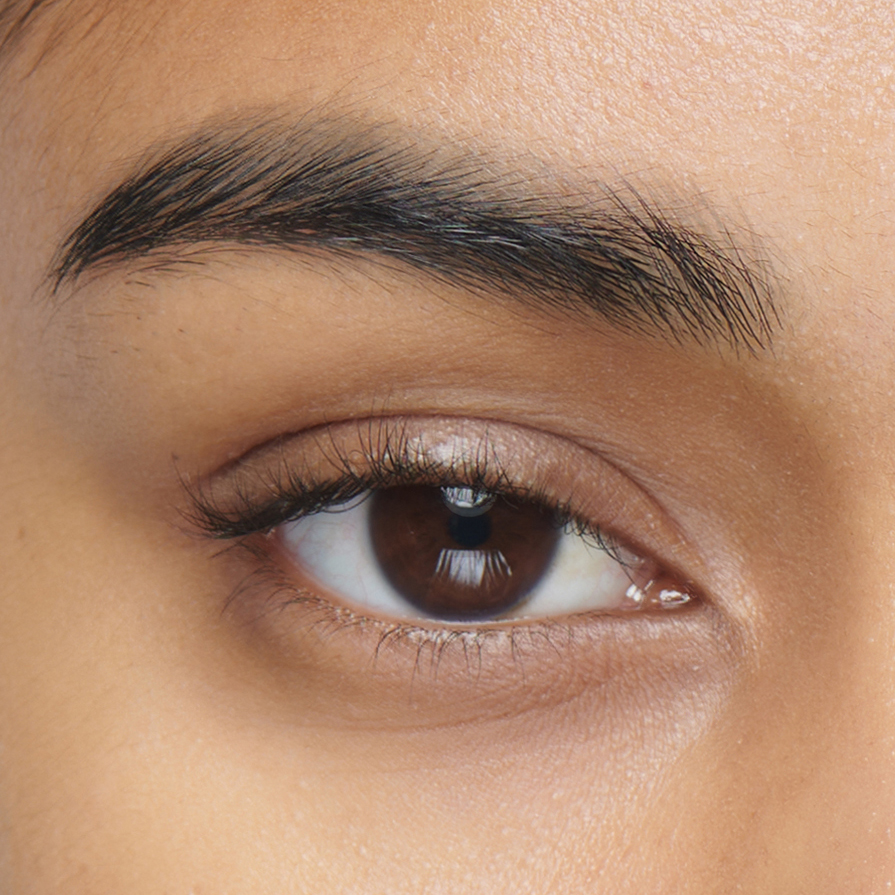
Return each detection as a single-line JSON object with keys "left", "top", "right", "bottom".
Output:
{"left": 271, "top": 482, "right": 698, "bottom": 625}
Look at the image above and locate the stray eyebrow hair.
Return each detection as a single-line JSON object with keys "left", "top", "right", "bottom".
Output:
{"left": 52, "top": 113, "right": 779, "bottom": 352}
{"left": 0, "top": 0, "right": 44, "bottom": 49}
{"left": 0, "top": 0, "right": 64, "bottom": 67}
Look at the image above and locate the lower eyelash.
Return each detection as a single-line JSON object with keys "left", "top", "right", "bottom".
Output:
{"left": 219, "top": 536, "right": 587, "bottom": 681}
{"left": 216, "top": 532, "right": 699, "bottom": 701}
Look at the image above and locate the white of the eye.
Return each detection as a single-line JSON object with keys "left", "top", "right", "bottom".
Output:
{"left": 280, "top": 496, "right": 651, "bottom": 621}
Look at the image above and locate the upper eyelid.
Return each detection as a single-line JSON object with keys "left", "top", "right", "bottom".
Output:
{"left": 182, "top": 414, "right": 571, "bottom": 531}
{"left": 180, "top": 414, "right": 705, "bottom": 588}
{"left": 185, "top": 428, "right": 570, "bottom": 540}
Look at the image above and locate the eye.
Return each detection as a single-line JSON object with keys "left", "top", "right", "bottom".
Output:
{"left": 187, "top": 415, "right": 701, "bottom": 642}
{"left": 186, "top": 416, "right": 709, "bottom": 721}
{"left": 279, "top": 483, "right": 691, "bottom": 624}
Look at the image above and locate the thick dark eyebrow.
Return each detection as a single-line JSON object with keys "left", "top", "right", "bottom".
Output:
{"left": 52, "top": 114, "right": 779, "bottom": 352}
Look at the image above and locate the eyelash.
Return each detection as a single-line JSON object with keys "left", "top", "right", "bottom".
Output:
{"left": 187, "top": 419, "right": 626, "bottom": 561}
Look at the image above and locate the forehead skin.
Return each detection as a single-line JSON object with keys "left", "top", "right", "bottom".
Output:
{"left": 2, "top": 1, "right": 895, "bottom": 892}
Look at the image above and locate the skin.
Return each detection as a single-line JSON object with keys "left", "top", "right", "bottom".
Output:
{"left": 1, "top": 0, "right": 895, "bottom": 891}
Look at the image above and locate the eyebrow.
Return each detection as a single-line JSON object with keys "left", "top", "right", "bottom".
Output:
{"left": 52, "top": 114, "right": 779, "bottom": 352}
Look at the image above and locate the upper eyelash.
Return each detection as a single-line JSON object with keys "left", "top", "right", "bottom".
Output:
{"left": 183, "top": 418, "right": 632, "bottom": 564}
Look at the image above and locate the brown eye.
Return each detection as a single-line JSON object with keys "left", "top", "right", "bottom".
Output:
{"left": 280, "top": 477, "right": 678, "bottom": 623}
{"left": 368, "top": 485, "right": 561, "bottom": 621}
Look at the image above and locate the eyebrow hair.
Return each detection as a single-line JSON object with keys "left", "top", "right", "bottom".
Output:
{"left": 52, "top": 114, "right": 780, "bottom": 352}
{"left": 0, "top": 0, "right": 59, "bottom": 66}
{"left": 0, "top": 0, "right": 44, "bottom": 47}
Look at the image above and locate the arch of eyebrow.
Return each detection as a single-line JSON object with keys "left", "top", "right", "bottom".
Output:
{"left": 52, "top": 114, "right": 779, "bottom": 352}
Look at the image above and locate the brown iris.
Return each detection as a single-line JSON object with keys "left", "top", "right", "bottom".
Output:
{"left": 368, "top": 485, "right": 561, "bottom": 621}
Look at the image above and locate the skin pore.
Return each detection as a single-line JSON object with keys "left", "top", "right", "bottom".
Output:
{"left": 1, "top": 0, "right": 895, "bottom": 892}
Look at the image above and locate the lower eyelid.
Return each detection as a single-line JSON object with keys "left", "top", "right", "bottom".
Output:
{"left": 217, "top": 545, "right": 722, "bottom": 729}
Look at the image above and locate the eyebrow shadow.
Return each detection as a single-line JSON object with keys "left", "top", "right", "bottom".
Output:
{"left": 51, "top": 112, "right": 780, "bottom": 353}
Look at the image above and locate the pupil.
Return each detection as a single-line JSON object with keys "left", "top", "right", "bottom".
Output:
{"left": 448, "top": 511, "right": 491, "bottom": 548}
{"left": 368, "top": 485, "right": 560, "bottom": 621}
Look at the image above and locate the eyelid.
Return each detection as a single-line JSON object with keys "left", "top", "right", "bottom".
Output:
{"left": 184, "top": 414, "right": 704, "bottom": 596}
{"left": 179, "top": 414, "right": 726, "bottom": 724}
